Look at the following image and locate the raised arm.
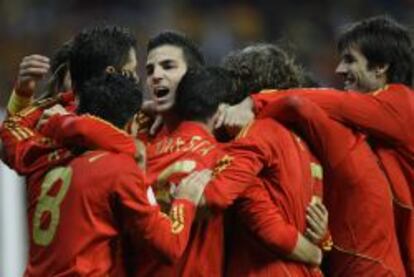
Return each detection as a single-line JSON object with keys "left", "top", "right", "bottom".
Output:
{"left": 0, "top": 97, "right": 73, "bottom": 175}
{"left": 258, "top": 95, "right": 357, "bottom": 170}
{"left": 203, "top": 126, "right": 270, "bottom": 211}
{"left": 253, "top": 86, "right": 411, "bottom": 147}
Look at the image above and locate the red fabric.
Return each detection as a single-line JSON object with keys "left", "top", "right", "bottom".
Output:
{"left": 259, "top": 96, "right": 405, "bottom": 276}
{"left": 22, "top": 150, "right": 196, "bottom": 277}
{"left": 206, "top": 119, "right": 322, "bottom": 276}
{"left": 48, "top": 115, "right": 325, "bottom": 276}
{"left": 42, "top": 114, "right": 136, "bottom": 157}
{"left": 1, "top": 92, "right": 198, "bottom": 276}
{"left": 253, "top": 85, "right": 414, "bottom": 274}
{"left": 131, "top": 121, "right": 224, "bottom": 277}
{"left": 0, "top": 92, "right": 75, "bottom": 176}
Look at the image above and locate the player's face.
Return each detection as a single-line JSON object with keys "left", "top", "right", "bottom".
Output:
{"left": 146, "top": 45, "right": 188, "bottom": 113}
{"left": 336, "top": 46, "right": 386, "bottom": 92}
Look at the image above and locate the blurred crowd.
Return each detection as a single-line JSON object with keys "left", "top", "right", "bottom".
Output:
{"left": 0, "top": 0, "right": 413, "bottom": 106}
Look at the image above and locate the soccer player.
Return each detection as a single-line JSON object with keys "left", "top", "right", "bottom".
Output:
{"left": 48, "top": 29, "right": 326, "bottom": 275}
{"left": 218, "top": 43, "right": 406, "bottom": 276}
{"left": 1, "top": 24, "right": 138, "bottom": 175}
{"left": 182, "top": 46, "right": 326, "bottom": 276}
{"left": 128, "top": 31, "right": 205, "bottom": 142}
{"left": 223, "top": 16, "right": 414, "bottom": 275}
{"left": 1, "top": 72, "right": 211, "bottom": 276}
{"left": 51, "top": 65, "right": 326, "bottom": 276}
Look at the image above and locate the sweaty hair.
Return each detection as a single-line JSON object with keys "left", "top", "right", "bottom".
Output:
{"left": 147, "top": 31, "right": 205, "bottom": 68}
{"left": 77, "top": 73, "right": 142, "bottom": 129}
{"left": 70, "top": 25, "right": 137, "bottom": 91}
{"left": 338, "top": 15, "right": 413, "bottom": 86}
{"left": 222, "top": 43, "right": 305, "bottom": 105}
{"left": 174, "top": 66, "right": 229, "bottom": 123}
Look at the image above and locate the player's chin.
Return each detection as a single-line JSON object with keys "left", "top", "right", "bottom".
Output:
{"left": 155, "top": 101, "right": 175, "bottom": 114}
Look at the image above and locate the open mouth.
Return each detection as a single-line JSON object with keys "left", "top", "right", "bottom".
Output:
{"left": 154, "top": 88, "right": 170, "bottom": 98}
{"left": 343, "top": 75, "right": 356, "bottom": 88}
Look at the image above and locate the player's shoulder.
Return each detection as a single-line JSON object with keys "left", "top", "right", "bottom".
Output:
{"left": 237, "top": 118, "right": 286, "bottom": 139}
{"left": 79, "top": 150, "right": 137, "bottom": 171}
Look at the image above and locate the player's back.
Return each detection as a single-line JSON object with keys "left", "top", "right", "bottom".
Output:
{"left": 25, "top": 150, "right": 141, "bottom": 277}
{"left": 325, "top": 132, "right": 405, "bottom": 276}
{"left": 134, "top": 121, "right": 224, "bottom": 277}
{"left": 226, "top": 118, "right": 322, "bottom": 277}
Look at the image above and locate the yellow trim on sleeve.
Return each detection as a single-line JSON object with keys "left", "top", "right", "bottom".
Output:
{"left": 7, "top": 90, "right": 33, "bottom": 115}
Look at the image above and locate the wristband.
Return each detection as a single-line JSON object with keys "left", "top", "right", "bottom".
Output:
{"left": 7, "top": 89, "right": 33, "bottom": 115}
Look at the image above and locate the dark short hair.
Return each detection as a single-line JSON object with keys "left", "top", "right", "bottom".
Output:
{"left": 77, "top": 73, "right": 142, "bottom": 129}
{"left": 174, "top": 66, "right": 229, "bottom": 123}
{"left": 338, "top": 15, "right": 413, "bottom": 86}
{"left": 70, "top": 25, "right": 137, "bottom": 91}
{"left": 222, "top": 43, "right": 305, "bottom": 104}
{"left": 147, "top": 31, "right": 205, "bottom": 68}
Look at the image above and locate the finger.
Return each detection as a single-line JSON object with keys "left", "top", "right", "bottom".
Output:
{"left": 191, "top": 170, "right": 212, "bottom": 189}
{"left": 214, "top": 107, "right": 227, "bottom": 129}
{"left": 19, "top": 68, "right": 49, "bottom": 77}
{"left": 20, "top": 59, "right": 50, "bottom": 70}
{"left": 23, "top": 55, "right": 50, "bottom": 63}
{"left": 308, "top": 204, "right": 325, "bottom": 223}
{"left": 315, "top": 201, "right": 328, "bottom": 216}
{"left": 181, "top": 170, "right": 202, "bottom": 184}
{"left": 306, "top": 214, "right": 324, "bottom": 235}
{"left": 150, "top": 116, "right": 163, "bottom": 136}
{"left": 308, "top": 206, "right": 327, "bottom": 228}
{"left": 306, "top": 228, "right": 320, "bottom": 243}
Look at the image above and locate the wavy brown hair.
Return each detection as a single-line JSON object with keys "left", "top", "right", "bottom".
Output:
{"left": 222, "top": 43, "right": 305, "bottom": 105}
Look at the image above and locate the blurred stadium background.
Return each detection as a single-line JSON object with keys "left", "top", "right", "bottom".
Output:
{"left": 0, "top": 1, "right": 413, "bottom": 276}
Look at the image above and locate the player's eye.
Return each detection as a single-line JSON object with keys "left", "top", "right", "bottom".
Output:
{"left": 161, "top": 60, "right": 176, "bottom": 70}
{"left": 146, "top": 65, "right": 154, "bottom": 76}
{"left": 343, "top": 54, "right": 354, "bottom": 64}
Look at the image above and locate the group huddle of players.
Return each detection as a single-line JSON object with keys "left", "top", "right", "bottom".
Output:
{"left": 0, "top": 14, "right": 413, "bottom": 277}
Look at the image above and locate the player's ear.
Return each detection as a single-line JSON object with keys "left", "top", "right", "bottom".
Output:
{"left": 105, "top": 66, "right": 116, "bottom": 74}
{"left": 374, "top": 63, "right": 389, "bottom": 77}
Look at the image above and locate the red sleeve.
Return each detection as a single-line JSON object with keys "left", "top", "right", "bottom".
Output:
{"left": 258, "top": 95, "right": 356, "bottom": 170}
{"left": 116, "top": 168, "right": 196, "bottom": 262}
{"left": 315, "top": 85, "right": 410, "bottom": 146}
{"left": 204, "top": 121, "right": 272, "bottom": 211}
{"left": 0, "top": 100, "right": 73, "bottom": 175}
{"left": 236, "top": 181, "right": 299, "bottom": 254}
{"left": 253, "top": 86, "right": 410, "bottom": 147}
{"left": 42, "top": 114, "right": 136, "bottom": 157}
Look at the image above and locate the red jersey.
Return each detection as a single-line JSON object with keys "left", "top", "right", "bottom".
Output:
{"left": 131, "top": 121, "right": 224, "bottom": 277}
{"left": 1, "top": 110, "right": 197, "bottom": 276}
{"left": 253, "top": 85, "right": 414, "bottom": 274}
{"left": 0, "top": 92, "right": 76, "bottom": 176}
{"left": 259, "top": 96, "right": 405, "bottom": 276}
{"left": 44, "top": 115, "right": 327, "bottom": 276}
{"left": 26, "top": 150, "right": 196, "bottom": 276}
{"left": 206, "top": 118, "right": 322, "bottom": 276}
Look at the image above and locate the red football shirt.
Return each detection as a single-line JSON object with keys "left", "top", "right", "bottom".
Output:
{"left": 259, "top": 96, "right": 406, "bottom": 276}
{"left": 41, "top": 114, "right": 326, "bottom": 276}
{"left": 0, "top": 92, "right": 76, "bottom": 176}
{"left": 205, "top": 118, "right": 323, "bottom": 276}
{"left": 131, "top": 121, "right": 224, "bottom": 277}
{"left": 1, "top": 105, "right": 197, "bottom": 276}
{"left": 253, "top": 85, "right": 414, "bottom": 274}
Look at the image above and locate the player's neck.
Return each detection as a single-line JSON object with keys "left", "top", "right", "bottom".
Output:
{"left": 162, "top": 110, "right": 181, "bottom": 133}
